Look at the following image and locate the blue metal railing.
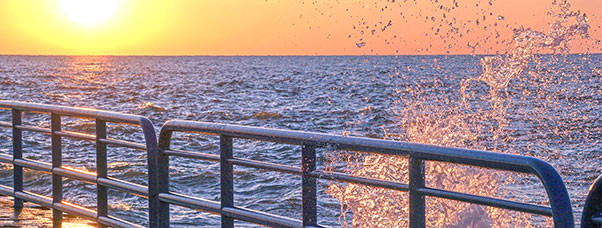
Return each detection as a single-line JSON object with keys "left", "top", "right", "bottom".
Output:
{"left": 155, "top": 120, "right": 574, "bottom": 228}
{"left": 0, "top": 100, "right": 158, "bottom": 228}
{"left": 582, "top": 175, "right": 602, "bottom": 228}
{"left": 0, "top": 100, "right": 592, "bottom": 227}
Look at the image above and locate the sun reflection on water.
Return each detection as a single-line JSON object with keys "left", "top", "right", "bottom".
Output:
{"left": 63, "top": 56, "right": 113, "bottom": 84}
{"left": 43, "top": 56, "right": 116, "bottom": 102}
{"left": 0, "top": 197, "right": 97, "bottom": 228}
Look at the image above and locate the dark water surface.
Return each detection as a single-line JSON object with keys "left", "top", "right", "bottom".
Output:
{"left": 0, "top": 55, "right": 601, "bottom": 227}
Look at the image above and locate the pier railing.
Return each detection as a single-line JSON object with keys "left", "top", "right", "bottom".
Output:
{"left": 581, "top": 175, "right": 602, "bottom": 227}
{"left": 0, "top": 101, "right": 158, "bottom": 228}
{"left": 0, "top": 101, "right": 581, "bottom": 227}
{"left": 156, "top": 120, "right": 574, "bottom": 228}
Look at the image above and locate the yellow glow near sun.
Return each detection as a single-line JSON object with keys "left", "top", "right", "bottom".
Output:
{"left": 60, "top": 0, "right": 119, "bottom": 26}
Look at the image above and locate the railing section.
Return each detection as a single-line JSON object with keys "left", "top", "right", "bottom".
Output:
{"left": 0, "top": 100, "right": 582, "bottom": 227}
{"left": 156, "top": 120, "right": 575, "bottom": 228}
{"left": 0, "top": 100, "right": 158, "bottom": 228}
{"left": 581, "top": 174, "right": 602, "bottom": 228}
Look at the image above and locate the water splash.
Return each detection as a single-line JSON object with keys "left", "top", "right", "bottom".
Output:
{"left": 328, "top": 0, "right": 591, "bottom": 227}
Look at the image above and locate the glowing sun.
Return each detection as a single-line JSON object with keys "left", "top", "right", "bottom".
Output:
{"left": 60, "top": 0, "right": 119, "bottom": 26}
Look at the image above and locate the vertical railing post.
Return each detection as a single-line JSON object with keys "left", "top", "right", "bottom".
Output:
{"left": 409, "top": 156, "right": 425, "bottom": 228}
{"left": 95, "top": 119, "right": 108, "bottom": 228}
{"left": 302, "top": 144, "right": 317, "bottom": 227}
{"left": 140, "top": 117, "right": 159, "bottom": 228}
{"left": 157, "top": 129, "right": 172, "bottom": 228}
{"left": 51, "top": 113, "right": 62, "bottom": 228}
{"left": 220, "top": 135, "right": 234, "bottom": 228}
{"left": 11, "top": 109, "right": 23, "bottom": 209}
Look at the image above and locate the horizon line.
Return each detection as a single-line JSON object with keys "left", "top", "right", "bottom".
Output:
{"left": 1, "top": 52, "right": 601, "bottom": 57}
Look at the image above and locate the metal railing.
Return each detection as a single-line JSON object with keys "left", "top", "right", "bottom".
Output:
{"left": 155, "top": 120, "right": 574, "bottom": 228}
{"left": 0, "top": 101, "right": 581, "bottom": 227}
{"left": 0, "top": 101, "right": 158, "bottom": 228}
{"left": 581, "top": 175, "right": 602, "bottom": 228}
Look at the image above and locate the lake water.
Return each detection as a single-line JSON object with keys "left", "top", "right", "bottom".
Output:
{"left": 0, "top": 54, "right": 601, "bottom": 227}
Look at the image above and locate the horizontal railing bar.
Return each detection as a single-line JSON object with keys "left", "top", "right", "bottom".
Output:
{"left": 14, "top": 158, "right": 52, "bottom": 173}
{"left": 57, "top": 130, "right": 149, "bottom": 153}
{"left": 98, "top": 177, "right": 148, "bottom": 198}
{"left": 0, "top": 184, "right": 14, "bottom": 197}
{"left": 158, "top": 193, "right": 315, "bottom": 228}
{"left": 592, "top": 216, "right": 602, "bottom": 225}
{"left": 161, "top": 121, "right": 542, "bottom": 174}
{"left": 0, "top": 120, "right": 10, "bottom": 128}
{"left": 54, "top": 201, "right": 97, "bottom": 220}
{"left": 54, "top": 130, "right": 95, "bottom": 141}
{"left": 98, "top": 215, "right": 146, "bottom": 228}
{"left": 158, "top": 193, "right": 220, "bottom": 213}
{"left": 1, "top": 124, "right": 98, "bottom": 144}
{"left": 3, "top": 164, "right": 148, "bottom": 198}
{"left": 222, "top": 206, "right": 303, "bottom": 228}
{"left": 311, "top": 170, "right": 409, "bottom": 192}
{"left": 54, "top": 167, "right": 96, "bottom": 184}
{"left": 0, "top": 100, "right": 143, "bottom": 125}
{"left": 163, "top": 149, "right": 220, "bottom": 162}
{"left": 417, "top": 187, "right": 553, "bottom": 216}
{"left": 100, "top": 138, "right": 146, "bottom": 150}
{"left": 14, "top": 190, "right": 53, "bottom": 207}
{"left": 0, "top": 153, "right": 12, "bottom": 163}
{"left": 229, "top": 158, "right": 302, "bottom": 175}
{"left": 53, "top": 132, "right": 146, "bottom": 150}
{"left": 14, "top": 124, "right": 51, "bottom": 134}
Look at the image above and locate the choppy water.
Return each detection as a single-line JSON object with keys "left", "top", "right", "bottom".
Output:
{"left": 0, "top": 53, "right": 601, "bottom": 227}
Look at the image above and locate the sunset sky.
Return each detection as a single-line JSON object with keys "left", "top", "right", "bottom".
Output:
{"left": 0, "top": 0, "right": 600, "bottom": 55}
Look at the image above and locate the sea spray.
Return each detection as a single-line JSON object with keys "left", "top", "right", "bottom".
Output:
{"left": 327, "top": 0, "right": 591, "bottom": 227}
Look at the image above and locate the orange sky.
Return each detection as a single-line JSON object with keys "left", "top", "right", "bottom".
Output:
{"left": 0, "top": 0, "right": 600, "bottom": 55}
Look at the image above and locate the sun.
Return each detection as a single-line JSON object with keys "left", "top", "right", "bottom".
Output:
{"left": 60, "top": 0, "right": 119, "bottom": 26}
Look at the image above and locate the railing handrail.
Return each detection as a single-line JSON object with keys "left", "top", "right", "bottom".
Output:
{"left": 0, "top": 100, "right": 143, "bottom": 124}
{"left": 160, "top": 120, "right": 559, "bottom": 174}
{"left": 156, "top": 120, "right": 574, "bottom": 228}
